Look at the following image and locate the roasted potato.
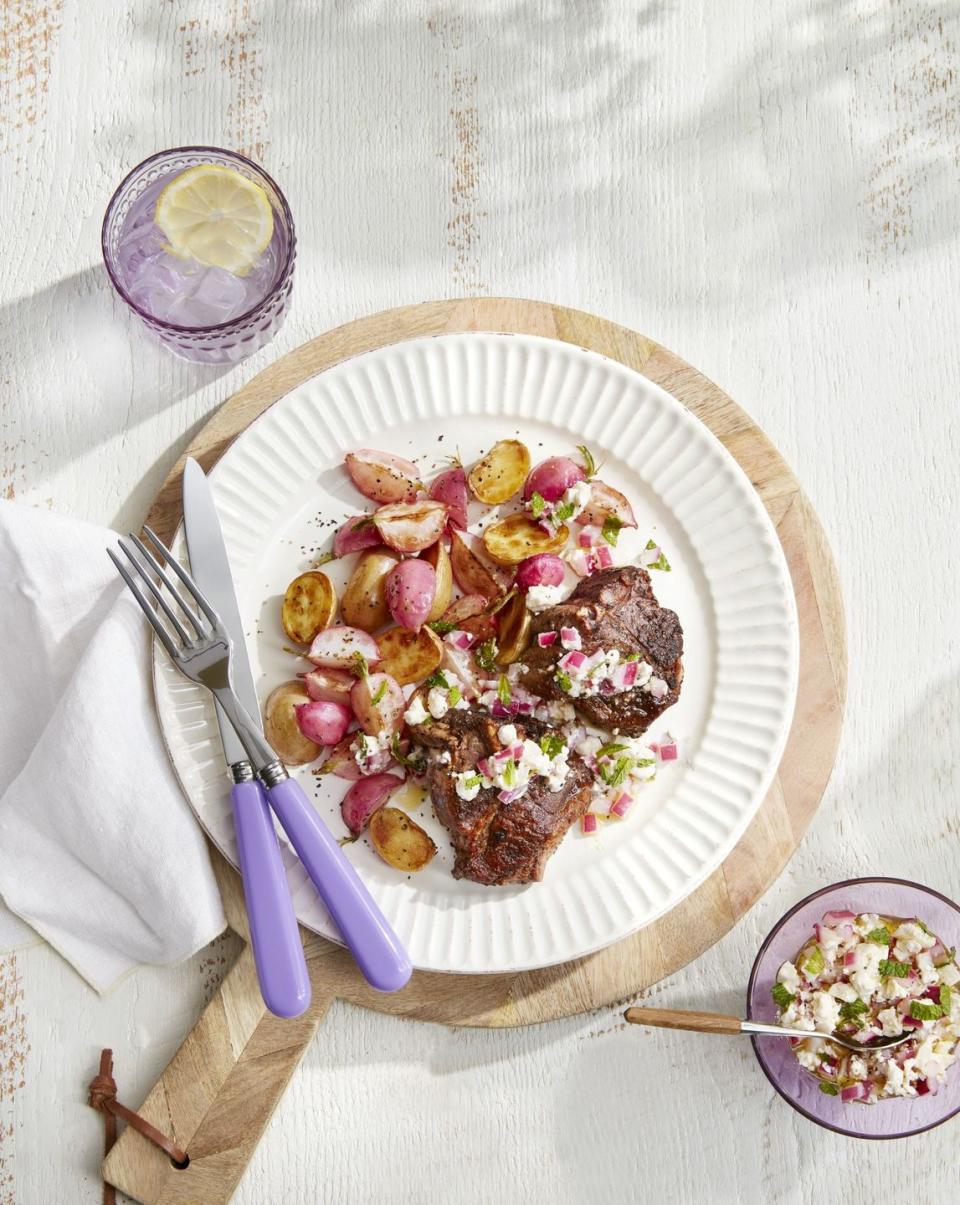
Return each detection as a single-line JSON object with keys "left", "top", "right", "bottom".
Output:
{"left": 281, "top": 570, "right": 337, "bottom": 645}
{"left": 264, "top": 681, "right": 322, "bottom": 765}
{"left": 341, "top": 548, "right": 400, "bottom": 631}
{"left": 375, "top": 624, "right": 444, "bottom": 686}
{"left": 369, "top": 806, "right": 437, "bottom": 872}
{"left": 494, "top": 592, "right": 531, "bottom": 665}
{"left": 467, "top": 439, "right": 530, "bottom": 504}
{"left": 449, "top": 530, "right": 512, "bottom": 600}
{"left": 421, "top": 540, "right": 453, "bottom": 620}
{"left": 481, "top": 513, "right": 568, "bottom": 565}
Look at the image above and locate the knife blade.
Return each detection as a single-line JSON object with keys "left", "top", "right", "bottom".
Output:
{"left": 182, "top": 457, "right": 261, "bottom": 770}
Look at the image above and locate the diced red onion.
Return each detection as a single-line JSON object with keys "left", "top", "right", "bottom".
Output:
{"left": 611, "top": 661, "right": 639, "bottom": 690}
{"left": 822, "top": 910, "right": 857, "bottom": 926}
{"left": 445, "top": 629, "right": 475, "bottom": 650}
{"left": 578, "top": 525, "right": 602, "bottom": 548}
{"left": 640, "top": 543, "right": 662, "bottom": 568}
{"left": 537, "top": 631, "right": 558, "bottom": 647}
{"left": 609, "top": 792, "right": 633, "bottom": 819}
{"left": 581, "top": 813, "right": 599, "bottom": 835}
{"left": 516, "top": 700, "right": 534, "bottom": 715}
{"left": 598, "top": 678, "right": 617, "bottom": 696}
{"left": 658, "top": 741, "right": 678, "bottom": 761}
{"left": 840, "top": 1081, "right": 870, "bottom": 1103}
{"left": 925, "top": 1076, "right": 940, "bottom": 1097}
{"left": 916, "top": 1078, "right": 931, "bottom": 1096}
{"left": 511, "top": 743, "right": 525, "bottom": 760}
{"left": 560, "top": 626, "right": 582, "bottom": 650}
{"left": 901, "top": 1015, "right": 922, "bottom": 1029}
{"left": 568, "top": 548, "right": 597, "bottom": 577}
{"left": 559, "top": 650, "right": 587, "bottom": 672}
{"left": 924, "top": 986, "right": 941, "bottom": 1004}
{"left": 596, "top": 544, "right": 614, "bottom": 568}
{"left": 930, "top": 940, "right": 950, "bottom": 966}
{"left": 498, "top": 787, "right": 524, "bottom": 805}
{"left": 476, "top": 757, "right": 492, "bottom": 779}
{"left": 491, "top": 699, "right": 519, "bottom": 718}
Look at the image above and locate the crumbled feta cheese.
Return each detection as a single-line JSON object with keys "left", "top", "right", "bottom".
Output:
{"left": 427, "top": 686, "right": 450, "bottom": 719}
{"left": 940, "top": 962, "right": 960, "bottom": 987}
{"left": 812, "top": 990, "right": 842, "bottom": 1035}
{"left": 893, "top": 921, "right": 936, "bottom": 957}
{"left": 525, "top": 584, "right": 568, "bottom": 612}
{"left": 849, "top": 1056, "right": 868, "bottom": 1079}
{"left": 497, "top": 724, "right": 518, "bottom": 746}
{"left": 878, "top": 1007, "right": 903, "bottom": 1037}
{"left": 828, "top": 981, "right": 859, "bottom": 1002}
{"left": 453, "top": 770, "right": 483, "bottom": 801}
{"left": 849, "top": 942, "right": 884, "bottom": 1000}
{"left": 565, "top": 480, "right": 593, "bottom": 519}
{"left": 916, "top": 951, "right": 940, "bottom": 986}
{"left": 884, "top": 1060, "right": 910, "bottom": 1096}
{"left": 404, "top": 696, "right": 429, "bottom": 726}
{"left": 777, "top": 961, "right": 802, "bottom": 995}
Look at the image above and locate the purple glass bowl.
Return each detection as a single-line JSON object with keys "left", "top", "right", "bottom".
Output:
{"left": 747, "top": 878, "right": 960, "bottom": 1139}
{"left": 101, "top": 146, "right": 296, "bottom": 364}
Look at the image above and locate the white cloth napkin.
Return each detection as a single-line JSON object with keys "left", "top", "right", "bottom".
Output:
{"left": 0, "top": 499, "right": 225, "bottom": 991}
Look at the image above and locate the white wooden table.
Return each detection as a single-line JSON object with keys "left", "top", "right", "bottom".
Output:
{"left": 2, "top": 2, "right": 959, "bottom": 1201}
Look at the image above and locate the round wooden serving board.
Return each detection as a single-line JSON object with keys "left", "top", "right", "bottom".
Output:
{"left": 104, "top": 298, "right": 846, "bottom": 1204}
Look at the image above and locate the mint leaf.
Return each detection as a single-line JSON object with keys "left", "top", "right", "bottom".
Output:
{"left": 555, "top": 668, "right": 573, "bottom": 693}
{"left": 425, "top": 670, "right": 449, "bottom": 689}
{"left": 351, "top": 651, "right": 369, "bottom": 679}
{"left": 866, "top": 927, "right": 891, "bottom": 945}
{"left": 601, "top": 514, "right": 622, "bottom": 546}
{"left": 447, "top": 686, "right": 462, "bottom": 708}
{"left": 801, "top": 945, "right": 825, "bottom": 977}
{"left": 539, "top": 733, "right": 565, "bottom": 760}
{"left": 476, "top": 638, "right": 498, "bottom": 672}
{"left": 838, "top": 998, "right": 868, "bottom": 1022}
{"left": 462, "top": 773, "right": 483, "bottom": 790}
{"left": 577, "top": 444, "right": 597, "bottom": 478}
{"left": 940, "top": 984, "right": 952, "bottom": 1013}
{"left": 371, "top": 680, "right": 387, "bottom": 705}
{"left": 553, "top": 499, "right": 575, "bottom": 523}
{"left": 819, "top": 1081, "right": 839, "bottom": 1096}
{"left": 529, "top": 491, "right": 546, "bottom": 519}
{"left": 771, "top": 982, "right": 794, "bottom": 1008}
{"left": 429, "top": 619, "right": 456, "bottom": 635}
{"left": 599, "top": 756, "right": 634, "bottom": 788}
{"left": 910, "top": 1000, "right": 944, "bottom": 1021}
{"left": 502, "top": 759, "right": 517, "bottom": 787}
{"left": 879, "top": 959, "right": 910, "bottom": 979}
{"left": 497, "top": 675, "right": 512, "bottom": 706}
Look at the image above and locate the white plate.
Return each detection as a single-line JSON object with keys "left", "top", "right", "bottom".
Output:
{"left": 155, "top": 332, "right": 799, "bottom": 974}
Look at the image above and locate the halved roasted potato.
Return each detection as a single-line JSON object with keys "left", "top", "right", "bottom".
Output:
{"left": 481, "top": 513, "right": 568, "bottom": 565}
{"left": 264, "top": 681, "right": 322, "bottom": 766}
{"left": 281, "top": 570, "right": 337, "bottom": 645}
{"left": 369, "top": 806, "right": 437, "bottom": 872}
{"left": 341, "top": 548, "right": 400, "bottom": 631}
{"left": 467, "top": 439, "right": 530, "bottom": 504}
{"left": 421, "top": 540, "right": 453, "bottom": 621}
{"left": 494, "top": 592, "right": 531, "bottom": 665}
{"left": 375, "top": 624, "right": 443, "bottom": 686}
{"left": 449, "top": 530, "right": 512, "bottom": 600}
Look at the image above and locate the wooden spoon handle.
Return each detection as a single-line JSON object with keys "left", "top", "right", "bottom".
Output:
{"left": 624, "top": 1006, "right": 743, "bottom": 1035}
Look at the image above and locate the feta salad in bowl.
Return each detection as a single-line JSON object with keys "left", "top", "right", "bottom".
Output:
{"left": 774, "top": 911, "right": 960, "bottom": 1103}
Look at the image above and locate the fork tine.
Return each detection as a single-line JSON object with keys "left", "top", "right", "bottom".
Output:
{"left": 117, "top": 538, "right": 194, "bottom": 646}
{"left": 141, "top": 525, "right": 220, "bottom": 627}
{"left": 108, "top": 548, "right": 181, "bottom": 663}
{"left": 126, "top": 532, "right": 208, "bottom": 638}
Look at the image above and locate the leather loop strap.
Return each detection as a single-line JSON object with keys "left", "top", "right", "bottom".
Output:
{"left": 88, "top": 1047, "right": 189, "bottom": 1186}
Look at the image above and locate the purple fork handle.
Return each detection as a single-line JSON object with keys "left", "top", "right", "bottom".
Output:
{"left": 232, "top": 780, "right": 311, "bottom": 1018}
{"left": 264, "top": 776, "right": 412, "bottom": 993}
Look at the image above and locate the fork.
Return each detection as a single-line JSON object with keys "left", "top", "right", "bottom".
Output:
{"left": 109, "top": 527, "right": 413, "bottom": 994}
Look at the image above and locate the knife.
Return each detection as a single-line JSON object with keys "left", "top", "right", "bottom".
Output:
{"left": 182, "top": 458, "right": 412, "bottom": 994}
{"left": 183, "top": 459, "right": 312, "bottom": 1019}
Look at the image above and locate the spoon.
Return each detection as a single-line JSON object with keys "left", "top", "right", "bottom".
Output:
{"left": 623, "top": 1006, "right": 912, "bottom": 1052}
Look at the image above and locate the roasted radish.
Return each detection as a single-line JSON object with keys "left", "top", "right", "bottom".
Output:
{"left": 308, "top": 625, "right": 380, "bottom": 669}
{"left": 374, "top": 500, "right": 448, "bottom": 553}
{"left": 385, "top": 558, "right": 436, "bottom": 632}
{"left": 294, "top": 699, "right": 352, "bottom": 747}
{"left": 341, "top": 773, "right": 405, "bottom": 837}
{"left": 345, "top": 449, "right": 421, "bottom": 505}
{"left": 351, "top": 671, "right": 405, "bottom": 735}
{"left": 429, "top": 465, "right": 469, "bottom": 529}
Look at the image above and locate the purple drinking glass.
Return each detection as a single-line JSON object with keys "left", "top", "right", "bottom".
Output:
{"left": 747, "top": 878, "right": 960, "bottom": 1139}
{"left": 102, "top": 146, "right": 296, "bottom": 364}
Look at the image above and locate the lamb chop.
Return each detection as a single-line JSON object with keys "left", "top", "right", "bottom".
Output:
{"left": 409, "top": 710, "right": 593, "bottom": 886}
{"left": 521, "top": 565, "right": 683, "bottom": 735}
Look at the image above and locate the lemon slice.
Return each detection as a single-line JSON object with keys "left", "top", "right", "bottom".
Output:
{"left": 155, "top": 164, "right": 273, "bottom": 275}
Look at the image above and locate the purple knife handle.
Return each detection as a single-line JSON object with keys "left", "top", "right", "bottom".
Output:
{"left": 231, "top": 779, "right": 312, "bottom": 1018}
{"left": 264, "top": 777, "right": 412, "bottom": 993}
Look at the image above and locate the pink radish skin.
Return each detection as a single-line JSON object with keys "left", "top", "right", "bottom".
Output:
{"left": 522, "top": 457, "right": 586, "bottom": 503}
{"left": 294, "top": 700, "right": 352, "bottom": 746}
{"left": 385, "top": 558, "right": 437, "bottom": 631}
{"left": 300, "top": 667, "right": 355, "bottom": 703}
{"left": 374, "top": 500, "right": 448, "bottom": 553}
{"left": 308, "top": 625, "right": 380, "bottom": 669}
{"left": 350, "top": 672, "right": 406, "bottom": 735}
{"left": 516, "top": 553, "right": 566, "bottom": 591}
{"left": 341, "top": 772, "right": 405, "bottom": 836}
{"left": 442, "top": 594, "right": 488, "bottom": 624}
{"left": 577, "top": 480, "right": 638, "bottom": 529}
{"left": 345, "top": 449, "right": 421, "bottom": 505}
{"left": 429, "top": 466, "right": 469, "bottom": 530}
{"left": 333, "top": 515, "right": 382, "bottom": 558}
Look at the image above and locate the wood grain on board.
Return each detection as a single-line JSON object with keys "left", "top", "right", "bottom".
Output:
{"left": 104, "top": 298, "right": 845, "bottom": 1204}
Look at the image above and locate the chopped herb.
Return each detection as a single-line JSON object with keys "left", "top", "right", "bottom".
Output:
{"left": 940, "top": 984, "right": 952, "bottom": 1013}
{"left": 601, "top": 514, "right": 623, "bottom": 546}
{"left": 351, "top": 651, "right": 369, "bottom": 679}
{"left": 425, "top": 670, "right": 450, "bottom": 689}
{"left": 644, "top": 538, "right": 672, "bottom": 573}
{"left": 553, "top": 499, "right": 575, "bottom": 523}
{"left": 539, "top": 733, "right": 566, "bottom": 759}
{"left": 879, "top": 959, "right": 911, "bottom": 979}
{"left": 391, "top": 733, "right": 424, "bottom": 768}
{"left": 447, "top": 686, "right": 462, "bottom": 708}
{"left": 771, "top": 982, "right": 794, "bottom": 1008}
{"left": 909, "top": 1000, "right": 944, "bottom": 1021}
{"left": 865, "top": 927, "right": 891, "bottom": 945}
{"left": 838, "top": 998, "right": 869, "bottom": 1022}
{"left": 502, "top": 759, "right": 517, "bottom": 787}
{"left": 577, "top": 444, "right": 598, "bottom": 478}
{"left": 371, "top": 680, "right": 387, "bottom": 705}
{"left": 819, "top": 1081, "right": 839, "bottom": 1096}
{"left": 817, "top": 1051, "right": 833, "bottom": 1063}
{"left": 915, "top": 919, "right": 932, "bottom": 935}
{"left": 801, "top": 945, "right": 825, "bottom": 976}
{"left": 337, "top": 835, "right": 358, "bottom": 847}
{"left": 313, "top": 550, "right": 337, "bottom": 566}
{"left": 555, "top": 668, "right": 573, "bottom": 692}
{"left": 599, "top": 756, "right": 634, "bottom": 788}
{"left": 476, "top": 638, "right": 498, "bottom": 672}
{"left": 596, "top": 740, "right": 629, "bottom": 758}
{"left": 497, "top": 675, "right": 512, "bottom": 706}
{"left": 529, "top": 491, "right": 546, "bottom": 519}
{"left": 462, "top": 774, "right": 483, "bottom": 790}
{"left": 429, "top": 619, "right": 456, "bottom": 635}
{"left": 623, "top": 652, "right": 640, "bottom": 662}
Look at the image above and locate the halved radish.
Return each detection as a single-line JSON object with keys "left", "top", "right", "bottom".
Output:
{"left": 308, "top": 625, "right": 380, "bottom": 668}
{"left": 449, "top": 529, "right": 513, "bottom": 598}
{"left": 345, "top": 449, "right": 421, "bottom": 504}
{"left": 429, "top": 466, "right": 469, "bottom": 529}
{"left": 515, "top": 552, "right": 566, "bottom": 591}
{"left": 385, "top": 558, "right": 436, "bottom": 631}
{"left": 333, "top": 515, "right": 382, "bottom": 557}
{"left": 522, "top": 456, "right": 585, "bottom": 503}
{"left": 577, "top": 480, "right": 637, "bottom": 528}
{"left": 300, "top": 667, "right": 355, "bottom": 703}
{"left": 351, "top": 672, "right": 406, "bottom": 735}
{"left": 441, "top": 593, "right": 488, "bottom": 625}
{"left": 341, "top": 772, "right": 404, "bottom": 836}
{"left": 374, "top": 500, "right": 448, "bottom": 553}
{"left": 294, "top": 700, "right": 352, "bottom": 746}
